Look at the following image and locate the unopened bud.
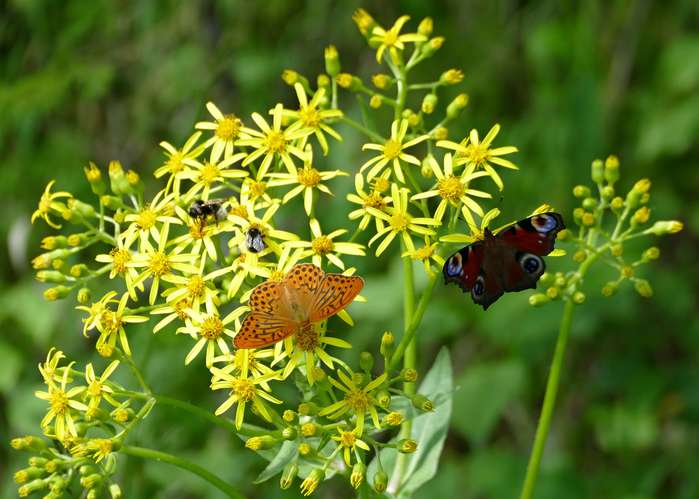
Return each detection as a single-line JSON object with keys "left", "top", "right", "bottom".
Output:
{"left": 412, "top": 394, "right": 433, "bottom": 412}
{"left": 84, "top": 162, "right": 106, "bottom": 195}
{"left": 300, "top": 422, "right": 318, "bottom": 437}
{"left": 582, "top": 197, "right": 597, "bottom": 210}
{"left": 634, "top": 279, "right": 653, "bottom": 298}
{"left": 384, "top": 411, "right": 404, "bottom": 426}
{"left": 371, "top": 73, "right": 391, "bottom": 89}
{"left": 282, "top": 410, "right": 296, "bottom": 423}
{"left": 36, "top": 271, "right": 67, "bottom": 284}
{"left": 626, "top": 178, "right": 651, "bottom": 208}
{"left": 642, "top": 247, "right": 660, "bottom": 261}
{"left": 44, "top": 286, "right": 71, "bottom": 301}
{"left": 434, "top": 126, "right": 448, "bottom": 140}
{"left": 373, "top": 469, "right": 388, "bottom": 493}
{"left": 446, "top": 93, "right": 469, "bottom": 119}
{"left": 108, "top": 160, "right": 129, "bottom": 195}
{"left": 401, "top": 368, "right": 418, "bottom": 382}
{"left": 376, "top": 390, "right": 391, "bottom": 409}
{"left": 369, "top": 94, "right": 382, "bottom": 109}
{"left": 280, "top": 462, "right": 298, "bottom": 490}
{"left": 380, "top": 331, "right": 394, "bottom": 357}
{"left": 421, "top": 36, "right": 444, "bottom": 56}
{"left": 324, "top": 45, "right": 340, "bottom": 76}
{"left": 573, "top": 185, "right": 590, "bottom": 198}
{"left": 359, "top": 351, "right": 374, "bottom": 371}
{"left": 421, "top": 93, "right": 438, "bottom": 114}
{"left": 572, "top": 291, "right": 586, "bottom": 304}
{"left": 298, "top": 402, "right": 318, "bottom": 416}
{"left": 591, "top": 159, "right": 604, "bottom": 184}
{"left": 418, "top": 17, "right": 433, "bottom": 37}
{"left": 350, "top": 462, "right": 366, "bottom": 489}
{"left": 398, "top": 438, "right": 418, "bottom": 453}
{"left": 440, "top": 69, "right": 464, "bottom": 85}
{"left": 644, "top": 220, "right": 683, "bottom": 236}
{"left": 611, "top": 196, "right": 624, "bottom": 211}
{"left": 529, "top": 293, "right": 550, "bottom": 307}
{"left": 604, "top": 155, "right": 620, "bottom": 185}
{"left": 245, "top": 435, "right": 277, "bottom": 451}
{"left": 336, "top": 73, "right": 362, "bottom": 91}
{"left": 282, "top": 427, "right": 297, "bottom": 440}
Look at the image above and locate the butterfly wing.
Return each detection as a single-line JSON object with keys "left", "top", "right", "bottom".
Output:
{"left": 233, "top": 312, "right": 296, "bottom": 349}
{"left": 283, "top": 263, "right": 325, "bottom": 316}
{"left": 442, "top": 242, "right": 484, "bottom": 293}
{"left": 496, "top": 212, "right": 565, "bottom": 293}
{"left": 309, "top": 273, "right": 364, "bottom": 323}
{"left": 248, "top": 280, "right": 283, "bottom": 314}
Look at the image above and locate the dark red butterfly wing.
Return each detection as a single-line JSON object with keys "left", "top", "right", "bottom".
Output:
{"left": 497, "top": 212, "right": 565, "bottom": 256}
{"left": 443, "top": 243, "right": 484, "bottom": 293}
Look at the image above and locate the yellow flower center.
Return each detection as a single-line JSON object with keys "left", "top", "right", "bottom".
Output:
{"left": 270, "top": 269, "right": 285, "bottom": 282}
{"left": 110, "top": 248, "right": 131, "bottom": 273}
{"left": 101, "top": 310, "right": 123, "bottom": 334}
{"left": 299, "top": 106, "right": 321, "bottom": 128}
{"left": 298, "top": 167, "right": 321, "bottom": 187}
{"left": 200, "top": 315, "right": 224, "bottom": 340}
{"left": 265, "top": 131, "right": 287, "bottom": 153}
{"left": 167, "top": 152, "right": 185, "bottom": 173}
{"left": 296, "top": 322, "right": 320, "bottom": 351}
{"left": 437, "top": 175, "right": 465, "bottom": 202}
{"left": 87, "top": 381, "right": 103, "bottom": 398}
{"left": 339, "top": 431, "right": 356, "bottom": 448}
{"left": 363, "top": 191, "right": 385, "bottom": 209}
{"left": 49, "top": 389, "right": 69, "bottom": 415}
{"left": 113, "top": 408, "right": 129, "bottom": 423}
{"left": 148, "top": 251, "right": 171, "bottom": 277}
{"left": 187, "top": 275, "right": 205, "bottom": 297}
{"left": 232, "top": 378, "right": 256, "bottom": 402}
{"left": 382, "top": 30, "right": 399, "bottom": 47}
{"left": 373, "top": 177, "right": 390, "bottom": 193}
{"left": 38, "top": 194, "right": 52, "bottom": 214}
{"left": 248, "top": 180, "right": 267, "bottom": 198}
{"left": 389, "top": 212, "right": 410, "bottom": 231}
{"left": 199, "top": 162, "right": 220, "bottom": 185}
{"left": 231, "top": 204, "right": 248, "bottom": 219}
{"left": 312, "top": 236, "right": 334, "bottom": 255}
{"left": 344, "top": 388, "right": 370, "bottom": 412}
{"left": 93, "top": 438, "right": 113, "bottom": 456}
{"left": 465, "top": 143, "right": 489, "bottom": 166}
{"left": 215, "top": 115, "right": 242, "bottom": 141}
{"left": 175, "top": 299, "right": 190, "bottom": 320}
{"left": 136, "top": 208, "right": 157, "bottom": 230}
{"left": 189, "top": 222, "right": 206, "bottom": 239}
{"left": 383, "top": 139, "right": 402, "bottom": 160}
{"left": 415, "top": 245, "right": 434, "bottom": 260}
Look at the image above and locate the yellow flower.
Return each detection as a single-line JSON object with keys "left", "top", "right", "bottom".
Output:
{"left": 238, "top": 103, "right": 313, "bottom": 178}
{"left": 129, "top": 224, "right": 198, "bottom": 304}
{"left": 283, "top": 83, "right": 343, "bottom": 155}
{"left": 346, "top": 173, "right": 393, "bottom": 232}
{"left": 151, "top": 297, "right": 191, "bottom": 333}
{"left": 360, "top": 119, "right": 428, "bottom": 183}
{"left": 169, "top": 204, "right": 229, "bottom": 264}
{"left": 84, "top": 360, "right": 120, "bottom": 410}
{"left": 401, "top": 237, "right": 445, "bottom": 275}
{"left": 181, "top": 153, "right": 248, "bottom": 200}
{"left": 211, "top": 348, "right": 278, "bottom": 391}
{"left": 241, "top": 177, "right": 277, "bottom": 208}
{"left": 268, "top": 151, "right": 347, "bottom": 215}
{"left": 121, "top": 190, "right": 181, "bottom": 250}
{"left": 441, "top": 207, "right": 502, "bottom": 244}
{"left": 227, "top": 202, "right": 299, "bottom": 257}
{"left": 410, "top": 153, "right": 491, "bottom": 225}
{"left": 239, "top": 244, "right": 302, "bottom": 281}
{"left": 86, "top": 438, "right": 114, "bottom": 463}
{"left": 95, "top": 240, "right": 143, "bottom": 299}
{"left": 368, "top": 184, "right": 439, "bottom": 256}
{"left": 156, "top": 131, "right": 206, "bottom": 195}
{"left": 195, "top": 102, "right": 249, "bottom": 162}
{"left": 437, "top": 124, "right": 518, "bottom": 191}
{"left": 209, "top": 369, "right": 281, "bottom": 429}
{"left": 31, "top": 181, "right": 72, "bottom": 229}
{"left": 160, "top": 269, "right": 218, "bottom": 318}
{"left": 286, "top": 218, "right": 365, "bottom": 270}
{"left": 332, "top": 428, "right": 371, "bottom": 466}
{"left": 369, "top": 15, "right": 426, "bottom": 64}
{"left": 300, "top": 469, "right": 324, "bottom": 496}
{"left": 38, "top": 348, "right": 68, "bottom": 386}
{"left": 178, "top": 301, "right": 247, "bottom": 367}
{"left": 94, "top": 292, "right": 149, "bottom": 356}
{"left": 319, "top": 369, "right": 387, "bottom": 433}
{"left": 35, "top": 361, "right": 88, "bottom": 441}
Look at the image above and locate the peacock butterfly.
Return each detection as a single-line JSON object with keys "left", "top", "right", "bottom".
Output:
{"left": 443, "top": 212, "right": 565, "bottom": 310}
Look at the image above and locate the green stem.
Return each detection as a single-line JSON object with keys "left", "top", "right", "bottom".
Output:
{"left": 121, "top": 445, "right": 246, "bottom": 499}
{"left": 519, "top": 252, "right": 599, "bottom": 499}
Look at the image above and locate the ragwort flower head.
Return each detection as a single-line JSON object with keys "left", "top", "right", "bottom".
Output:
{"left": 370, "top": 15, "right": 426, "bottom": 64}
{"left": 347, "top": 172, "right": 393, "bottom": 232}
{"left": 195, "top": 102, "right": 249, "bottom": 162}
{"left": 286, "top": 218, "right": 365, "bottom": 270}
{"left": 31, "top": 181, "right": 72, "bottom": 229}
{"left": 35, "top": 361, "right": 87, "bottom": 442}
{"left": 156, "top": 131, "right": 206, "bottom": 195}
{"left": 283, "top": 83, "right": 343, "bottom": 155}
{"left": 210, "top": 369, "right": 281, "bottom": 429}
{"left": 319, "top": 368, "right": 387, "bottom": 433}
{"left": 361, "top": 119, "right": 428, "bottom": 183}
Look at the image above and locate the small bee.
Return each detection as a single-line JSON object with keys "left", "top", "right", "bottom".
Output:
{"left": 188, "top": 199, "right": 229, "bottom": 227}
{"left": 245, "top": 227, "right": 267, "bottom": 253}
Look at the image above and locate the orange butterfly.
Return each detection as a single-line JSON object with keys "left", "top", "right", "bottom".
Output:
{"left": 233, "top": 263, "right": 364, "bottom": 349}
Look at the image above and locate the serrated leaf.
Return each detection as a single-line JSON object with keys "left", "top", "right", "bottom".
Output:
{"left": 253, "top": 440, "right": 298, "bottom": 484}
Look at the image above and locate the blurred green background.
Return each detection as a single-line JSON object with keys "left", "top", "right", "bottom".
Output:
{"left": 2, "top": 1, "right": 698, "bottom": 497}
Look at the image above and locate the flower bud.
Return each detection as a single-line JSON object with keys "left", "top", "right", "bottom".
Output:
{"left": 369, "top": 94, "right": 382, "bottom": 109}
{"left": 412, "top": 394, "right": 433, "bottom": 412}
{"left": 317, "top": 74, "right": 330, "bottom": 93}
{"left": 634, "top": 279, "right": 653, "bottom": 298}
{"left": 336, "top": 73, "right": 362, "bottom": 91}
{"left": 17, "top": 479, "right": 48, "bottom": 496}
{"left": 80, "top": 473, "right": 102, "bottom": 489}
{"left": 546, "top": 287, "right": 559, "bottom": 299}
{"left": 77, "top": 287, "right": 92, "bottom": 304}
{"left": 312, "top": 367, "right": 327, "bottom": 384}
{"left": 109, "top": 483, "right": 123, "bottom": 499}
{"left": 14, "top": 467, "right": 44, "bottom": 484}
{"left": 621, "top": 266, "right": 634, "bottom": 278}
{"left": 283, "top": 409, "right": 297, "bottom": 423}
{"left": 554, "top": 273, "right": 566, "bottom": 287}
{"left": 421, "top": 93, "right": 438, "bottom": 114}
{"left": 282, "top": 427, "right": 297, "bottom": 440}
{"left": 421, "top": 36, "right": 444, "bottom": 56}
{"left": 582, "top": 212, "right": 595, "bottom": 226}
{"left": 36, "top": 271, "right": 67, "bottom": 284}
{"left": 418, "top": 17, "right": 433, "bottom": 37}
{"left": 40, "top": 236, "right": 67, "bottom": 250}
{"left": 446, "top": 93, "right": 469, "bottom": 119}
{"left": 440, "top": 69, "right": 464, "bottom": 85}
{"left": 572, "top": 291, "right": 586, "bottom": 304}
{"left": 108, "top": 160, "right": 130, "bottom": 195}
{"left": 611, "top": 243, "right": 623, "bottom": 257}
{"left": 643, "top": 220, "right": 683, "bottom": 236}
{"left": 604, "top": 155, "right": 620, "bottom": 185}
{"left": 528, "top": 293, "right": 550, "bottom": 307}
{"left": 126, "top": 170, "right": 143, "bottom": 192}
{"left": 642, "top": 247, "right": 660, "bottom": 261}
{"left": 373, "top": 469, "right": 388, "bottom": 493}
{"left": 298, "top": 442, "right": 312, "bottom": 456}
{"left": 300, "top": 422, "right": 318, "bottom": 437}
{"left": 68, "top": 198, "right": 96, "bottom": 220}
{"left": 324, "top": 45, "right": 341, "bottom": 76}
{"left": 573, "top": 185, "right": 590, "bottom": 198}
{"left": 401, "top": 368, "right": 418, "bottom": 382}
{"left": 300, "top": 468, "right": 324, "bottom": 496}
{"left": 591, "top": 159, "right": 604, "bottom": 184}
{"left": 44, "top": 286, "right": 71, "bottom": 301}
{"left": 611, "top": 196, "right": 624, "bottom": 211}
{"left": 28, "top": 457, "right": 48, "bottom": 467}
{"left": 380, "top": 331, "right": 394, "bottom": 357}
{"left": 582, "top": 197, "right": 597, "bottom": 210}
{"left": 433, "top": 126, "right": 448, "bottom": 140}
{"left": 371, "top": 73, "right": 391, "bottom": 89}
{"left": 84, "top": 162, "right": 106, "bottom": 195}
{"left": 601, "top": 185, "right": 615, "bottom": 200}
{"left": 298, "top": 402, "right": 318, "bottom": 416}
{"left": 100, "top": 195, "right": 126, "bottom": 210}
{"left": 352, "top": 8, "right": 376, "bottom": 37}
{"left": 359, "top": 351, "right": 374, "bottom": 371}
{"left": 626, "top": 178, "right": 651, "bottom": 209}
{"left": 573, "top": 250, "right": 586, "bottom": 263}
{"left": 631, "top": 206, "right": 650, "bottom": 226}
{"left": 376, "top": 390, "right": 391, "bottom": 409}
{"left": 245, "top": 435, "right": 278, "bottom": 450}
{"left": 573, "top": 207, "right": 584, "bottom": 222}
{"left": 350, "top": 462, "right": 366, "bottom": 489}
{"left": 384, "top": 411, "right": 404, "bottom": 426}
{"left": 398, "top": 438, "right": 418, "bottom": 453}
{"left": 281, "top": 69, "right": 306, "bottom": 88}
{"left": 70, "top": 264, "right": 88, "bottom": 278}
{"left": 51, "top": 259, "right": 65, "bottom": 270}
{"left": 280, "top": 462, "right": 298, "bottom": 490}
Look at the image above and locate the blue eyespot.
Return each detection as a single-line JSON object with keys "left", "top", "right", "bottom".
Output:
{"left": 472, "top": 275, "right": 485, "bottom": 297}
{"left": 519, "top": 253, "right": 543, "bottom": 274}
{"left": 446, "top": 254, "right": 462, "bottom": 276}
{"left": 531, "top": 214, "right": 557, "bottom": 232}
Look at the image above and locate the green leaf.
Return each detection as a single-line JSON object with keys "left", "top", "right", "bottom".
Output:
{"left": 451, "top": 359, "right": 527, "bottom": 445}
{"left": 253, "top": 440, "right": 298, "bottom": 484}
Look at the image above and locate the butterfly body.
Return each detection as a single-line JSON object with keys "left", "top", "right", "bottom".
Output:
{"left": 443, "top": 212, "right": 565, "bottom": 310}
{"left": 234, "top": 264, "right": 364, "bottom": 349}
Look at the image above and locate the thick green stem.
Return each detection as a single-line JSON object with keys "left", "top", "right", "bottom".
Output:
{"left": 519, "top": 252, "right": 599, "bottom": 499}
{"left": 121, "top": 445, "right": 246, "bottom": 499}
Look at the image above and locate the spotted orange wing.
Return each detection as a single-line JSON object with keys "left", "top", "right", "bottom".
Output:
{"left": 234, "top": 312, "right": 296, "bottom": 349}
{"left": 309, "top": 272, "right": 364, "bottom": 322}
{"left": 248, "top": 280, "right": 284, "bottom": 314}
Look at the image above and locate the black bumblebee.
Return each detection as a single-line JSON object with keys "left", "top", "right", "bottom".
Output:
{"left": 188, "top": 199, "right": 229, "bottom": 226}
{"left": 245, "top": 227, "right": 267, "bottom": 253}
